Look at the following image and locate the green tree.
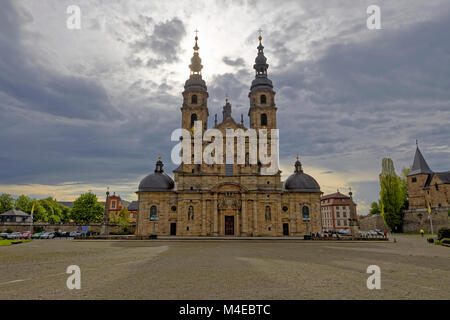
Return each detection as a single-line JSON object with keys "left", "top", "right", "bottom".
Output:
{"left": 117, "top": 207, "right": 131, "bottom": 232}
{"left": 0, "top": 194, "right": 15, "bottom": 214}
{"left": 71, "top": 192, "right": 104, "bottom": 224}
{"left": 369, "top": 201, "right": 381, "bottom": 215}
{"left": 15, "top": 195, "right": 33, "bottom": 213}
{"left": 400, "top": 167, "right": 411, "bottom": 210}
{"left": 32, "top": 202, "right": 48, "bottom": 222}
{"left": 379, "top": 158, "right": 405, "bottom": 232}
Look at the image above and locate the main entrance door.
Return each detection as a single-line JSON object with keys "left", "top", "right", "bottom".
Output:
{"left": 283, "top": 223, "right": 289, "bottom": 236}
{"left": 170, "top": 223, "right": 176, "bottom": 236}
{"left": 225, "top": 216, "right": 234, "bottom": 236}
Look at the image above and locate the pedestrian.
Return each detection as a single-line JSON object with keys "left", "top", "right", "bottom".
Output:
{"left": 420, "top": 229, "right": 424, "bottom": 237}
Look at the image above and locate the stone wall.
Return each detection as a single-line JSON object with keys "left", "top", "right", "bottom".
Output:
{"left": 359, "top": 214, "right": 388, "bottom": 232}
{"left": 0, "top": 222, "right": 136, "bottom": 234}
{"left": 402, "top": 207, "right": 449, "bottom": 233}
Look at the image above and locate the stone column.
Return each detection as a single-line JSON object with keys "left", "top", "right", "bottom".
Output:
{"left": 253, "top": 200, "right": 258, "bottom": 236}
{"left": 241, "top": 196, "right": 247, "bottom": 236}
{"left": 201, "top": 199, "right": 207, "bottom": 236}
{"left": 235, "top": 212, "right": 240, "bottom": 236}
{"left": 213, "top": 196, "right": 218, "bottom": 236}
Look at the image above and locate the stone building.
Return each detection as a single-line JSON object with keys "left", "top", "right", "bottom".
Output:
{"left": 407, "top": 145, "right": 450, "bottom": 209}
{"left": 135, "top": 35, "right": 322, "bottom": 237}
{"left": 320, "top": 191, "right": 357, "bottom": 231}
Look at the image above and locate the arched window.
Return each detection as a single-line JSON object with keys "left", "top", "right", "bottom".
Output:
{"left": 150, "top": 206, "right": 157, "bottom": 220}
{"left": 302, "top": 206, "right": 310, "bottom": 221}
{"left": 260, "top": 94, "right": 267, "bottom": 104}
{"left": 188, "top": 206, "right": 194, "bottom": 220}
{"left": 191, "top": 94, "right": 198, "bottom": 104}
{"left": 261, "top": 113, "right": 267, "bottom": 126}
{"left": 265, "top": 206, "right": 271, "bottom": 221}
{"left": 190, "top": 113, "right": 197, "bottom": 127}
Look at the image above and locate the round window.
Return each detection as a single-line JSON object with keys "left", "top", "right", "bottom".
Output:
{"left": 171, "top": 206, "right": 177, "bottom": 212}
{"left": 282, "top": 206, "right": 288, "bottom": 212}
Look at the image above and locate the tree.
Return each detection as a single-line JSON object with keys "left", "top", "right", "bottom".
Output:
{"left": 0, "top": 194, "right": 15, "bottom": 214}
{"left": 400, "top": 167, "right": 411, "bottom": 211}
{"left": 71, "top": 192, "right": 104, "bottom": 224}
{"left": 369, "top": 201, "right": 381, "bottom": 215}
{"left": 379, "top": 158, "right": 405, "bottom": 232}
{"left": 15, "top": 195, "right": 33, "bottom": 213}
{"left": 117, "top": 207, "right": 131, "bottom": 232}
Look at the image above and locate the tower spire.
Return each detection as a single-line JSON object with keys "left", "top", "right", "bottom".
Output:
{"left": 189, "top": 32, "right": 203, "bottom": 75}
{"left": 250, "top": 32, "right": 273, "bottom": 93}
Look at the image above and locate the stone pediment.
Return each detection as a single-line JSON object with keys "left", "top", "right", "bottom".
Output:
{"left": 215, "top": 117, "right": 246, "bottom": 130}
{"left": 210, "top": 182, "right": 248, "bottom": 193}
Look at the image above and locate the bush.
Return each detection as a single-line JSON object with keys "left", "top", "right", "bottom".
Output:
{"left": 438, "top": 227, "right": 450, "bottom": 240}
{"left": 5, "top": 229, "right": 13, "bottom": 233}
{"left": 426, "top": 237, "right": 434, "bottom": 243}
{"left": 33, "top": 226, "right": 44, "bottom": 233}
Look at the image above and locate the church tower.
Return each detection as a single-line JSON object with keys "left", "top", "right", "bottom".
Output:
{"left": 248, "top": 34, "right": 277, "bottom": 130}
{"left": 181, "top": 34, "right": 209, "bottom": 133}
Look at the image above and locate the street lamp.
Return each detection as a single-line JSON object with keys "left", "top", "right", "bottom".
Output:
{"left": 101, "top": 188, "right": 110, "bottom": 236}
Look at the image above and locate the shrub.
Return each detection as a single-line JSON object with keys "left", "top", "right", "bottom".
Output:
{"left": 5, "top": 229, "right": 13, "bottom": 233}
{"left": 437, "top": 227, "right": 450, "bottom": 240}
{"left": 33, "top": 226, "right": 44, "bottom": 233}
{"left": 426, "top": 237, "right": 434, "bottom": 243}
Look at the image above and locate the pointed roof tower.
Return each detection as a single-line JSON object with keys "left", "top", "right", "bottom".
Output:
{"left": 184, "top": 33, "right": 207, "bottom": 93}
{"left": 250, "top": 33, "right": 274, "bottom": 93}
{"left": 409, "top": 143, "right": 433, "bottom": 175}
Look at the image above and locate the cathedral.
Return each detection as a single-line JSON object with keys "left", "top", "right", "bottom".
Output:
{"left": 135, "top": 34, "right": 322, "bottom": 237}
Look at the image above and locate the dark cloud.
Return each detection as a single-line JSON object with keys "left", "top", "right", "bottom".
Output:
{"left": 0, "top": 1, "right": 116, "bottom": 120}
{"left": 223, "top": 57, "right": 245, "bottom": 67}
{"left": 128, "top": 17, "right": 186, "bottom": 67}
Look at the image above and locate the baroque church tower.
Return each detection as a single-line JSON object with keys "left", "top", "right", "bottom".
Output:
{"left": 181, "top": 35, "right": 209, "bottom": 133}
{"left": 248, "top": 35, "right": 277, "bottom": 130}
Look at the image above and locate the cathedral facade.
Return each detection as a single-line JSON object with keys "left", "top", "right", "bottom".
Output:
{"left": 135, "top": 35, "right": 322, "bottom": 237}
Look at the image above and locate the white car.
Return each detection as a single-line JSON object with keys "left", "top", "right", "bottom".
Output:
{"left": 7, "top": 232, "right": 21, "bottom": 239}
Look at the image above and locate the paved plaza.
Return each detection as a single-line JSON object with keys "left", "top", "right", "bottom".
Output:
{"left": 0, "top": 235, "right": 448, "bottom": 300}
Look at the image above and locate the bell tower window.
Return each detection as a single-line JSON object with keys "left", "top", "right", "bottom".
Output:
{"left": 191, "top": 94, "right": 198, "bottom": 104}
{"left": 260, "top": 94, "right": 267, "bottom": 104}
{"left": 190, "top": 113, "right": 197, "bottom": 127}
{"left": 261, "top": 113, "right": 267, "bottom": 126}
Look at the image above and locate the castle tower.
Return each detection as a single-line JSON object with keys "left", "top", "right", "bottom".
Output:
{"left": 407, "top": 142, "right": 433, "bottom": 208}
{"left": 248, "top": 34, "right": 277, "bottom": 130}
{"left": 181, "top": 34, "right": 209, "bottom": 133}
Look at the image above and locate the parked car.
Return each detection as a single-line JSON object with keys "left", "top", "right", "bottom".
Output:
{"left": 40, "top": 232, "right": 52, "bottom": 239}
{"left": 0, "top": 233, "right": 9, "bottom": 239}
{"left": 69, "top": 231, "right": 82, "bottom": 237}
{"left": 47, "top": 232, "right": 55, "bottom": 239}
{"left": 31, "top": 233, "right": 43, "bottom": 239}
{"left": 7, "top": 232, "right": 21, "bottom": 239}
{"left": 19, "top": 232, "right": 32, "bottom": 239}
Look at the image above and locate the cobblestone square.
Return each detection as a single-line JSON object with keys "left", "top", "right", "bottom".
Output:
{"left": 0, "top": 235, "right": 448, "bottom": 299}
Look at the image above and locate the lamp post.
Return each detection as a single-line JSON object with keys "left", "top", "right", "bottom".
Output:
{"left": 101, "top": 188, "right": 110, "bottom": 236}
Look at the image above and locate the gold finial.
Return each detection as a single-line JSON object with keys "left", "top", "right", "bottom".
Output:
{"left": 296, "top": 154, "right": 299, "bottom": 161}
{"left": 194, "top": 29, "right": 199, "bottom": 41}
{"left": 158, "top": 155, "right": 161, "bottom": 161}
{"left": 258, "top": 28, "right": 263, "bottom": 41}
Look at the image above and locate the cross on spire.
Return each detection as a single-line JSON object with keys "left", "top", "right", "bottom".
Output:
{"left": 258, "top": 28, "right": 263, "bottom": 37}
{"left": 195, "top": 29, "right": 199, "bottom": 37}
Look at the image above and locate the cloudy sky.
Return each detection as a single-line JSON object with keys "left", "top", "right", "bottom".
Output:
{"left": 0, "top": 0, "right": 449, "bottom": 214}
